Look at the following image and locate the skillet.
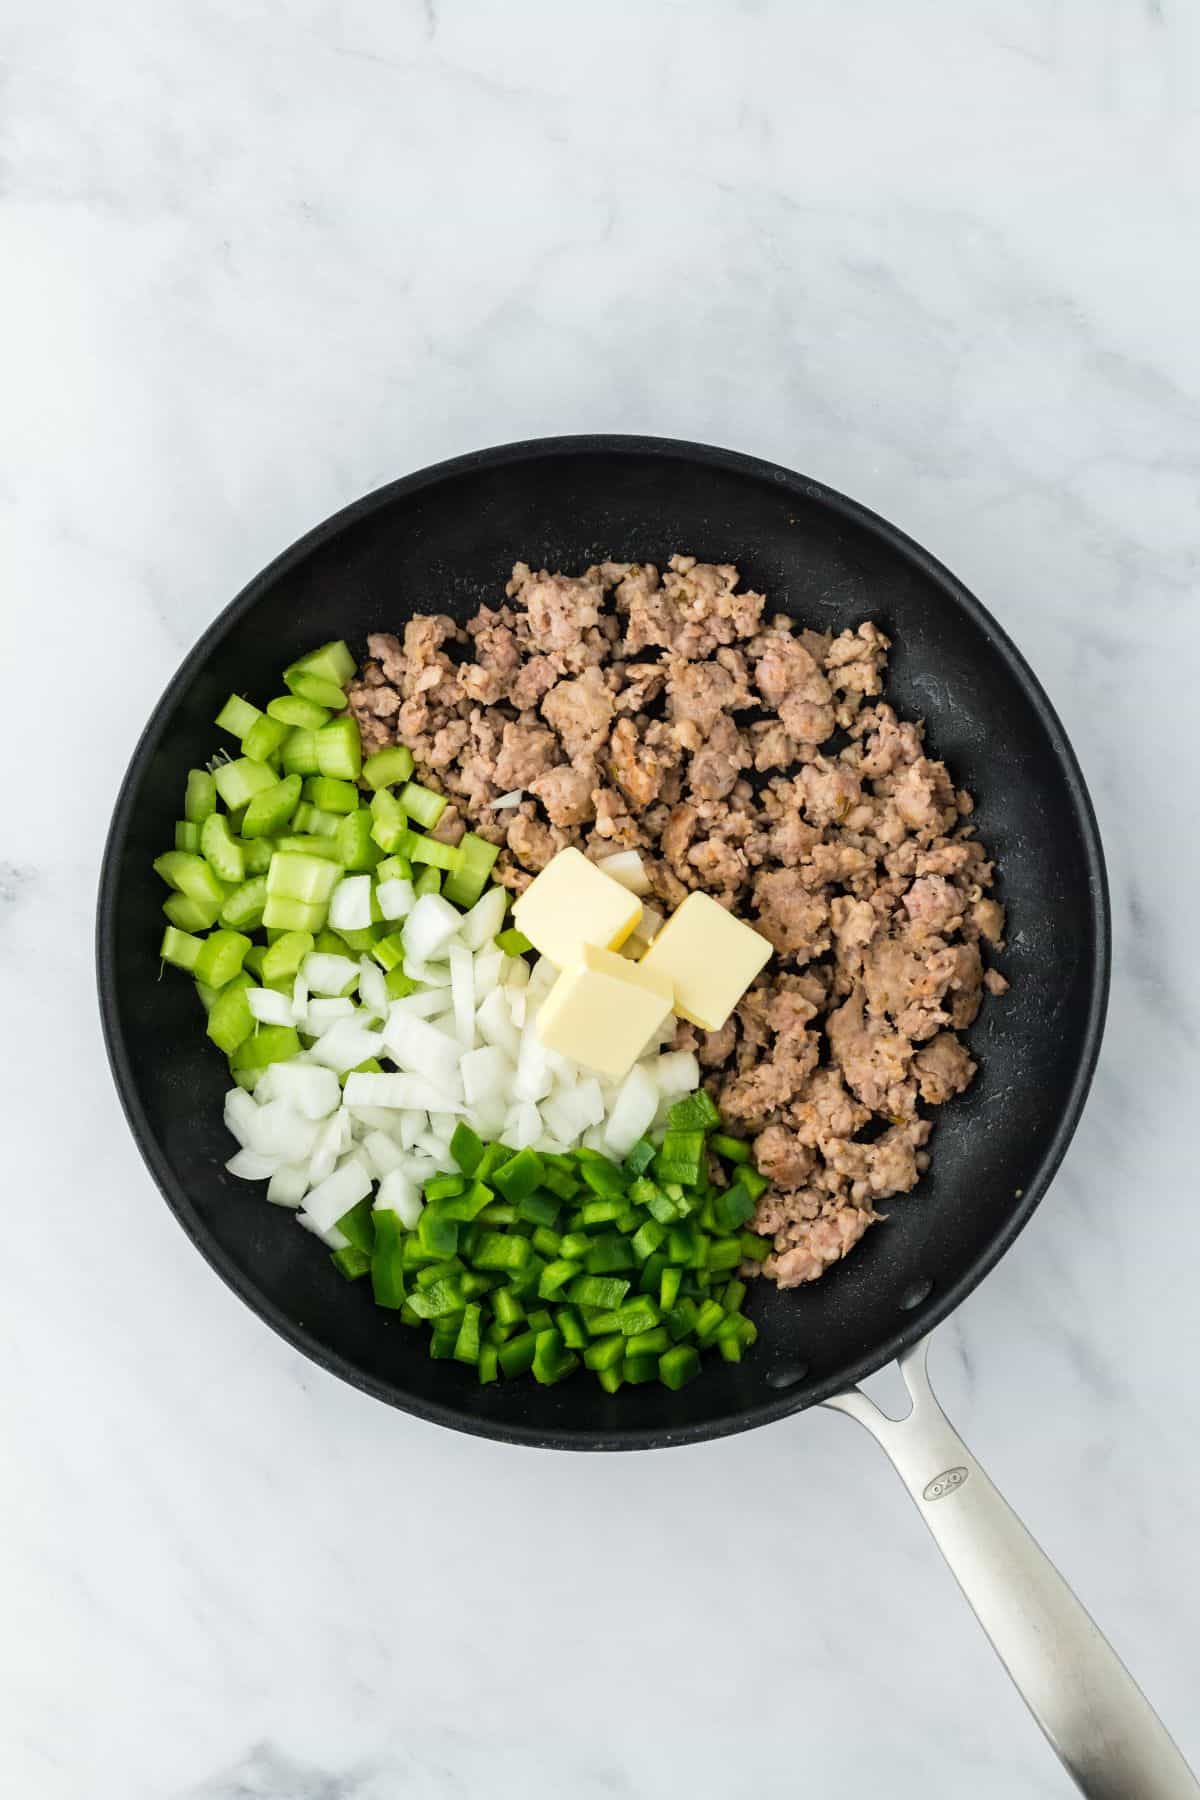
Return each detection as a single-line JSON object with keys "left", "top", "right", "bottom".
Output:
{"left": 97, "top": 437, "right": 1196, "bottom": 1797}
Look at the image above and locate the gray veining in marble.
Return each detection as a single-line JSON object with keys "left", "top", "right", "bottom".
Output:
{"left": 3, "top": 3, "right": 1199, "bottom": 1796}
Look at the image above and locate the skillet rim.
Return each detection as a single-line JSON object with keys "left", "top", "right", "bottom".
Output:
{"left": 96, "top": 434, "right": 1111, "bottom": 1450}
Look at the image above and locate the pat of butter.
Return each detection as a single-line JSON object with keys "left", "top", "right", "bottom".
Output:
{"left": 536, "top": 944, "right": 674, "bottom": 1079}
{"left": 512, "top": 847, "right": 642, "bottom": 970}
{"left": 639, "top": 890, "right": 772, "bottom": 1031}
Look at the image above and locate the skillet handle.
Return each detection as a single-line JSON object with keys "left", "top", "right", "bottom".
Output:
{"left": 824, "top": 1338, "right": 1198, "bottom": 1799}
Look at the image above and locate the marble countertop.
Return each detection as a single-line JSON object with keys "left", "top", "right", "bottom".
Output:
{"left": 5, "top": 4, "right": 1200, "bottom": 1795}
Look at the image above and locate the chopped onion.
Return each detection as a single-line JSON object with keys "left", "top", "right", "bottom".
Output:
{"left": 375, "top": 1169, "right": 422, "bottom": 1228}
{"left": 247, "top": 986, "right": 296, "bottom": 1027}
{"left": 328, "top": 874, "right": 373, "bottom": 933}
{"left": 596, "top": 849, "right": 651, "bottom": 896}
{"left": 476, "top": 986, "right": 520, "bottom": 1058}
{"left": 305, "top": 997, "right": 356, "bottom": 1034}
{"left": 389, "top": 988, "right": 452, "bottom": 1021}
{"left": 266, "top": 1164, "right": 309, "bottom": 1208}
{"left": 223, "top": 1087, "right": 260, "bottom": 1148}
{"left": 403, "top": 893, "right": 462, "bottom": 963}
{"left": 650, "top": 1050, "right": 701, "bottom": 1098}
{"left": 459, "top": 886, "right": 508, "bottom": 951}
{"left": 248, "top": 1099, "right": 320, "bottom": 1162}
{"left": 603, "top": 1064, "right": 659, "bottom": 1158}
{"left": 302, "top": 1154, "right": 373, "bottom": 1233}
{"left": 226, "top": 1147, "right": 282, "bottom": 1179}
{"left": 308, "top": 1019, "right": 385, "bottom": 1072}
{"left": 382, "top": 1011, "right": 464, "bottom": 1087}
{"left": 376, "top": 876, "right": 416, "bottom": 921}
{"left": 473, "top": 946, "right": 503, "bottom": 1001}
{"left": 263, "top": 1061, "right": 341, "bottom": 1120}
{"left": 302, "top": 951, "right": 360, "bottom": 996}
{"left": 461, "top": 1045, "right": 513, "bottom": 1107}
{"left": 357, "top": 958, "right": 389, "bottom": 1017}
{"left": 361, "top": 1129, "right": 405, "bottom": 1177}
{"left": 449, "top": 943, "right": 476, "bottom": 1050}
{"left": 297, "top": 1212, "right": 349, "bottom": 1250}
{"left": 489, "top": 788, "right": 524, "bottom": 810}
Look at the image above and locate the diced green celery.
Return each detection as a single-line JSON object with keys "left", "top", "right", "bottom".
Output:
{"left": 370, "top": 931, "right": 406, "bottom": 972}
{"left": 194, "top": 928, "right": 252, "bottom": 988}
{"left": 219, "top": 875, "right": 268, "bottom": 930}
{"left": 398, "top": 781, "right": 446, "bottom": 829}
{"left": 232, "top": 1024, "right": 302, "bottom": 1070}
{"left": 280, "top": 728, "right": 321, "bottom": 775}
{"left": 184, "top": 768, "right": 217, "bottom": 822}
{"left": 369, "top": 787, "right": 408, "bottom": 853}
{"left": 174, "top": 821, "right": 201, "bottom": 852}
{"left": 275, "top": 834, "right": 342, "bottom": 861}
{"left": 195, "top": 979, "right": 221, "bottom": 1012}
{"left": 242, "top": 773, "right": 302, "bottom": 838}
{"left": 313, "top": 927, "right": 347, "bottom": 955}
{"left": 384, "top": 967, "right": 417, "bottom": 999}
{"left": 242, "top": 713, "right": 291, "bottom": 765}
{"left": 413, "top": 867, "right": 441, "bottom": 897}
{"left": 285, "top": 669, "right": 347, "bottom": 710}
{"left": 243, "top": 945, "right": 268, "bottom": 979}
{"left": 267, "top": 693, "right": 330, "bottom": 730}
{"left": 314, "top": 716, "right": 362, "bottom": 779}
{"left": 409, "top": 836, "right": 461, "bottom": 872}
{"left": 362, "top": 745, "right": 415, "bottom": 790}
{"left": 374, "top": 853, "right": 411, "bottom": 883}
{"left": 293, "top": 803, "right": 340, "bottom": 838}
{"left": 266, "top": 851, "right": 342, "bottom": 904}
{"left": 442, "top": 833, "right": 499, "bottom": 908}
{"left": 335, "top": 808, "right": 378, "bottom": 871}
{"left": 495, "top": 927, "right": 531, "bottom": 957}
{"left": 239, "top": 836, "right": 276, "bottom": 875}
{"left": 206, "top": 981, "right": 255, "bottom": 1053}
{"left": 160, "top": 925, "right": 203, "bottom": 971}
{"left": 200, "top": 812, "right": 246, "bottom": 885}
{"left": 215, "top": 694, "right": 261, "bottom": 739}
{"left": 303, "top": 774, "right": 359, "bottom": 814}
{"left": 332, "top": 925, "right": 379, "bottom": 953}
{"left": 261, "top": 895, "right": 327, "bottom": 932}
{"left": 213, "top": 757, "right": 277, "bottom": 811}
{"left": 163, "top": 891, "right": 220, "bottom": 931}
{"left": 153, "top": 851, "right": 228, "bottom": 909}
{"left": 287, "top": 639, "right": 356, "bottom": 687}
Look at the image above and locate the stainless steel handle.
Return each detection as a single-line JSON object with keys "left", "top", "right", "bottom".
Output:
{"left": 824, "top": 1339, "right": 1198, "bottom": 1798}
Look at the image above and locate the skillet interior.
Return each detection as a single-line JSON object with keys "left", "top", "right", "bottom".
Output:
{"left": 97, "top": 437, "right": 1109, "bottom": 1449}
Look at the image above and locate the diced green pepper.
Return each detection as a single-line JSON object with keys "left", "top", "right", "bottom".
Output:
{"left": 331, "top": 1245, "right": 371, "bottom": 1281}
{"left": 667, "top": 1090, "right": 721, "bottom": 1132}
{"left": 498, "top": 1331, "right": 537, "bottom": 1378}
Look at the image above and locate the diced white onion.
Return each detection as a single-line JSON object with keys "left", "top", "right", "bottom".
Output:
{"left": 403, "top": 893, "right": 462, "bottom": 962}
{"left": 476, "top": 986, "right": 520, "bottom": 1058}
{"left": 361, "top": 1129, "right": 405, "bottom": 1177}
{"left": 449, "top": 943, "right": 476, "bottom": 1050}
{"left": 459, "top": 886, "right": 508, "bottom": 951}
{"left": 390, "top": 988, "right": 452, "bottom": 1020}
{"left": 596, "top": 849, "right": 651, "bottom": 896}
{"left": 329, "top": 874, "right": 373, "bottom": 933}
{"left": 461, "top": 1045, "right": 513, "bottom": 1107}
{"left": 305, "top": 997, "right": 356, "bottom": 1034}
{"left": 308, "top": 1020, "right": 384, "bottom": 1072}
{"left": 247, "top": 987, "right": 296, "bottom": 1027}
{"left": 473, "top": 947, "right": 503, "bottom": 1001}
{"left": 376, "top": 877, "right": 416, "bottom": 921}
{"left": 302, "top": 1154, "right": 373, "bottom": 1233}
{"left": 357, "top": 958, "right": 389, "bottom": 1017}
{"left": 263, "top": 1061, "right": 342, "bottom": 1120}
{"left": 223, "top": 1087, "right": 261, "bottom": 1148}
{"left": 226, "top": 1148, "right": 281, "bottom": 1180}
{"left": 375, "top": 1169, "right": 422, "bottom": 1229}
{"left": 490, "top": 788, "right": 524, "bottom": 810}
{"left": 267, "top": 1164, "right": 310, "bottom": 1208}
{"left": 382, "top": 1011, "right": 463, "bottom": 1087}
{"left": 247, "top": 1099, "right": 320, "bottom": 1162}
{"left": 297, "top": 1212, "right": 349, "bottom": 1250}
{"left": 603, "top": 1064, "right": 659, "bottom": 1158}
{"left": 302, "top": 952, "right": 360, "bottom": 997}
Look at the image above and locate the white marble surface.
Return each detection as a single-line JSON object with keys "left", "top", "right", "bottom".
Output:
{"left": 4, "top": 3, "right": 1200, "bottom": 1795}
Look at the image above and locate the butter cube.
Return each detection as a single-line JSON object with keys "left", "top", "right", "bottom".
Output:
{"left": 512, "top": 847, "right": 642, "bottom": 970}
{"left": 639, "top": 891, "right": 772, "bottom": 1031}
{"left": 536, "top": 944, "right": 674, "bottom": 1079}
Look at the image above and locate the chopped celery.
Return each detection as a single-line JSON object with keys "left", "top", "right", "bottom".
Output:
{"left": 265, "top": 851, "right": 342, "bottom": 904}
{"left": 239, "top": 836, "right": 276, "bottom": 875}
{"left": 413, "top": 867, "right": 441, "bottom": 897}
{"left": 398, "top": 781, "right": 446, "bottom": 829}
{"left": 384, "top": 966, "right": 417, "bottom": 999}
{"left": 408, "top": 836, "right": 461, "bottom": 872}
{"left": 336, "top": 809, "right": 378, "bottom": 871}
{"left": 302, "top": 775, "right": 359, "bottom": 814}
{"left": 242, "top": 773, "right": 302, "bottom": 838}
{"left": 261, "top": 895, "right": 327, "bottom": 932}
{"left": 442, "top": 833, "right": 499, "bottom": 908}
{"left": 260, "top": 929, "right": 313, "bottom": 984}
{"left": 219, "top": 876, "right": 268, "bottom": 930}
{"left": 213, "top": 756, "right": 276, "bottom": 811}
{"left": 285, "top": 670, "right": 347, "bottom": 710}
{"left": 206, "top": 981, "right": 255, "bottom": 1054}
{"left": 292, "top": 802, "right": 340, "bottom": 837}
{"left": 215, "top": 694, "right": 261, "bottom": 739}
{"left": 194, "top": 928, "right": 252, "bottom": 989}
{"left": 495, "top": 927, "right": 531, "bottom": 956}
{"left": 184, "top": 768, "right": 217, "bottom": 822}
{"left": 371, "top": 931, "right": 406, "bottom": 972}
{"left": 274, "top": 834, "right": 342, "bottom": 861}
{"left": 266, "top": 693, "right": 330, "bottom": 730}
{"left": 314, "top": 717, "right": 362, "bottom": 779}
{"left": 280, "top": 728, "right": 321, "bottom": 775}
{"left": 200, "top": 813, "right": 245, "bottom": 885}
{"left": 242, "top": 713, "right": 291, "bottom": 766}
{"left": 232, "top": 1023, "right": 301, "bottom": 1070}
{"left": 286, "top": 639, "right": 356, "bottom": 687}
{"left": 160, "top": 925, "right": 203, "bottom": 971}
{"left": 163, "top": 891, "right": 220, "bottom": 931}
{"left": 374, "top": 853, "right": 412, "bottom": 883}
{"left": 153, "top": 851, "right": 227, "bottom": 910}
{"left": 362, "top": 745, "right": 415, "bottom": 790}
{"left": 369, "top": 788, "right": 408, "bottom": 853}
{"left": 174, "top": 820, "right": 201, "bottom": 852}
